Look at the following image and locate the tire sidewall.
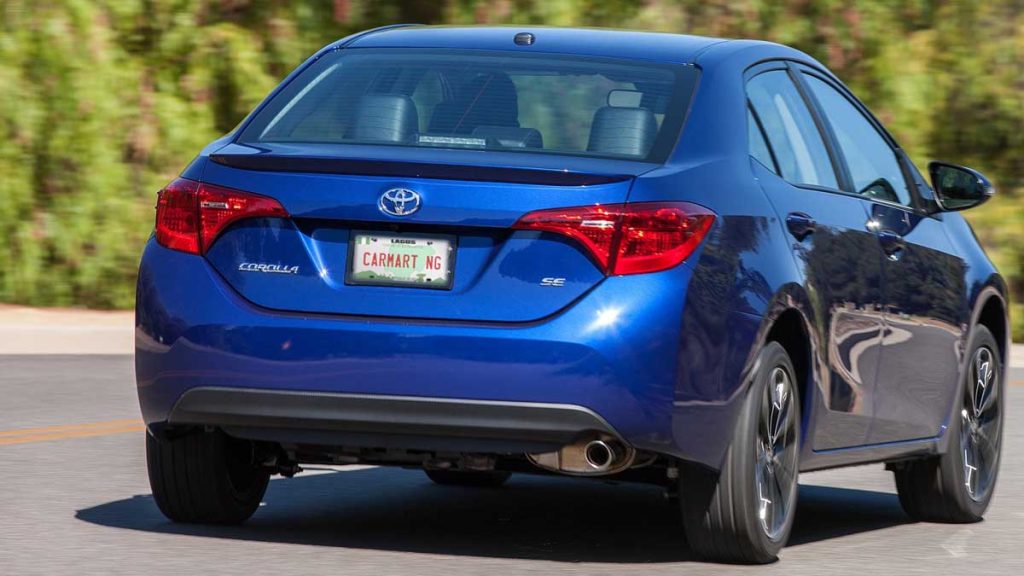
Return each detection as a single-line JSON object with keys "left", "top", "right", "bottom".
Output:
{"left": 146, "top": 429, "right": 269, "bottom": 524}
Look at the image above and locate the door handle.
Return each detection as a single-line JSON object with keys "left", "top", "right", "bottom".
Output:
{"left": 785, "top": 212, "right": 816, "bottom": 240}
{"left": 877, "top": 229, "right": 905, "bottom": 258}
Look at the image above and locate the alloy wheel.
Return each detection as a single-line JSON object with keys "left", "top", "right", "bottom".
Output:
{"left": 755, "top": 366, "right": 799, "bottom": 541}
{"left": 960, "top": 346, "right": 1001, "bottom": 502}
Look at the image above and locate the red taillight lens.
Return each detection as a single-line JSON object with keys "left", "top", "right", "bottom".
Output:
{"left": 512, "top": 202, "right": 715, "bottom": 275}
{"left": 613, "top": 204, "right": 716, "bottom": 275}
{"left": 512, "top": 204, "right": 621, "bottom": 271}
{"left": 195, "top": 183, "right": 289, "bottom": 252}
{"left": 155, "top": 178, "right": 288, "bottom": 255}
{"left": 155, "top": 178, "right": 201, "bottom": 254}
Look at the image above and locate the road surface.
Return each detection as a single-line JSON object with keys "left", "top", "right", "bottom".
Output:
{"left": 1, "top": 355, "right": 1022, "bottom": 575}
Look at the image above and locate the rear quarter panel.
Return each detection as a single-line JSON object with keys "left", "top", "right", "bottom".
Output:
{"left": 626, "top": 41, "right": 813, "bottom": 466}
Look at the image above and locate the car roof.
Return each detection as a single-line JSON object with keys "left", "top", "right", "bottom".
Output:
{"left": 344, "top": 25, "right": 736, "bottom": 65}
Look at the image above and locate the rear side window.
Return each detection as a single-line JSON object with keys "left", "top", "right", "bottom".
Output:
{"left": 238, "top": 48, "right": 698, "bottom": 163}
{"left": 748, "top": 108, "right": 777, "bottom": 172}
{"left": 746, "top": 71, "right": 838, "bottom": 189}
{"left": 802, "top": 74, "right": 912, "bottom": 205}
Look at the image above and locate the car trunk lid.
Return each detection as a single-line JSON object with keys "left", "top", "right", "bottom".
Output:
{"left": 200, "top": 144, "right": 643, "bottom": 322}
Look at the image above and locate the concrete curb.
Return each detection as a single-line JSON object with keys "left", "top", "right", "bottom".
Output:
{"left": 1011, "top": 343, "right": 1024, "bottom": 370}
{"left": 0, "top": 306, "right": 133, "bottom": 355}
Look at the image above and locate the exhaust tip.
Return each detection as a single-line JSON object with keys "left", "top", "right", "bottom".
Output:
{"left": 584, "top": 440, "right": 615, "bottom": 471}
{"left": 526, "top": 435, "right": 637, "bottom": 476}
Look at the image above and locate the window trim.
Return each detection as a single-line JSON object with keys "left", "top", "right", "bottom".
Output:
{"left": 791, "top": 64, "right": 928, "bottom": 214}
{"left": 743, "top": 63, "right": 845, "bottom": 193}
{"left": 783, "top": 64, "right": 856, "bottom": 194}
{"left": 747, "top": 103, "right": 780, "bottom": 174}
{"left": 793, "top": 65, "right": 899, "bottom": 149}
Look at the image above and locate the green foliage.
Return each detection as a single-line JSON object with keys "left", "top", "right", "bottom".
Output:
{"left": 0, "top": 0, "right": 1021, "bottom": 339}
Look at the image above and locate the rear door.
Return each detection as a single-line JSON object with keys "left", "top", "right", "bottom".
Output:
{"left": 746, "top": 64, "right": 886, "bottom": 450}
{"left": 797, "top": 69, "right": 967, "bottom": 443}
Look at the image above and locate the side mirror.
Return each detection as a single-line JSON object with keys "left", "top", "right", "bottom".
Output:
{"left": 928, "top": 161, "right": 994, "bottom": 211}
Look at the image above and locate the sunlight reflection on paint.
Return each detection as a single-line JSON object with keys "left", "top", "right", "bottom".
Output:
{"left": 587, "top": 307, "right": 623, "bottom": 332}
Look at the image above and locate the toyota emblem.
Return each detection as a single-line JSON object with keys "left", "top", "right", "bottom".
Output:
{"left": 378, "top": 188, "right": 421, "bottom": 217}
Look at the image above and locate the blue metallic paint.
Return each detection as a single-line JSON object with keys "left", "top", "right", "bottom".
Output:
{"left": 345, "top": 26, "right": 723, "bottom": 64}
{"left": 137, "top": 239, "right": 696, "bottom": 458}
{"left": 136, "top": 26, "right": 1008, "bottom": 474}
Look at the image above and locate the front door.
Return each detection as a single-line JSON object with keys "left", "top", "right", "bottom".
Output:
{"left": 868, "top": 203, "right": 966, "bottom": 442}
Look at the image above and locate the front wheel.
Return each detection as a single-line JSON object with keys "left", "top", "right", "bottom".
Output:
{"left": 681, "top": 341, "right": 801, "bottom": 564}
{"left": 894, "top": 325, "right": 1003, "bottom": 523}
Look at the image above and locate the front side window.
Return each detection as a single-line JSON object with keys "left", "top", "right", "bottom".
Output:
{"left": 746, "top": 70, "right": 838, "bottom": 189}
{"left": 238, "top": 49, "right": 698, "bottom": 163}
{"left": 803, "top": 74, "right": 912, "bottom": 205}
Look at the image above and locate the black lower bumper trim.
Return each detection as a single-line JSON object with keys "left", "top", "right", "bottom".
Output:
{"left": 167, "top": 387, "right": 621, "bottom": 453}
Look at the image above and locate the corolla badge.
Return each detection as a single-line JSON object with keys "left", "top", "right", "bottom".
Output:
{"left": 238, "top": 262, "right": 299, "bottom": 275}
{"left": 379, "top": 188, "right": 421, "bottom": 217}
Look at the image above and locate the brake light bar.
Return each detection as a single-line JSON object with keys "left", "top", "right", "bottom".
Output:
{"left": 512, "top": 202, "right": 715, "bottom": 275}
{"left": 155, "top": 178, "right": 288, "bottom": 255}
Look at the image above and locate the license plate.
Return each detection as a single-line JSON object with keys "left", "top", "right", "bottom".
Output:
{"left": 347, "top": 231, "right": 455, "bottom": 289}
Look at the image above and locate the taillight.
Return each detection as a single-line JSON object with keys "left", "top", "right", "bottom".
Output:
{"left": 154, "top": 178, "right": 201, "bottom": 254}
{"left": 512, "top": 202, "right": 715, "bottom": 275}
{"left": 155, "top": 178, "right": 288, "bottom": 255}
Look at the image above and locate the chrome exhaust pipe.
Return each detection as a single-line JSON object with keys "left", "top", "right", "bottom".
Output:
{"left": 527, "top": 435, "right": 635, "bottom": 476}
{"left": 584, "top": 440, "right": 615, "bottom": 471}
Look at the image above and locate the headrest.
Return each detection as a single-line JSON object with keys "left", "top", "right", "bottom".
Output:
{"left": 471, "top": 126, "right": 543, "bottom": 149}
{"left": 587, "top": 106, "right": 658, "bottom": 158}
{"left": 429, "top": 73, "right": 520, "bottom": 133}
{"left": 349, "top": 94, "right": 419, "bottom": 143}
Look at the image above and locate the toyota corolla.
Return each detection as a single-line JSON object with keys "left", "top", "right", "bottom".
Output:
{"left": 136, "top": 25, "right": 1009, "bottom": 563}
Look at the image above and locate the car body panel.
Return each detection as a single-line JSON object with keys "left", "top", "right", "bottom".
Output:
{"left": 345, "top": 26, "right": 724, "bottom": 64}
{"left": 754, "top": 162, "right": 886, "bottom": 450}
{"left": 200, "top": 153, "right": 634, "bottom": 322}
{"left": 210, "top": 141, "right": 659, "bottom": 185}
{"left": 868, "top": 203, "right": 967, "bottom": 444}
{"left": 137, "top": 238, "right": 698, "bottom": 459}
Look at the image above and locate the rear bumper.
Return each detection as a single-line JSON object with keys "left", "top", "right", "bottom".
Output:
{"left": 136, "top": 239, "right": 753, "bottom": 464}
{"left": 168, "top": 387, "right": 621, "bottom": 453}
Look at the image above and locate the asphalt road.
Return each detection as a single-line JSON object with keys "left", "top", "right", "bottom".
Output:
{"left": 1, "top": 355, "right": 1022, "bottom": 575}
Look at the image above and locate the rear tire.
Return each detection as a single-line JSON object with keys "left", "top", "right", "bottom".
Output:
{"left": 681, "top": 341, "right": 801, "bottom": 564}
{"left": 894, "top": 325, "right": 1003, "bottom": 523}
{"left": 424, "top": 469, "right": 511, "bottom": 487}
{"left": 146, "top": 429, "right": 270, "bottom": 524}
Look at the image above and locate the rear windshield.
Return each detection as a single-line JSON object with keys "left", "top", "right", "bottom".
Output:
{"left": 237, "top": 48, "right": 698, "bottom": 163}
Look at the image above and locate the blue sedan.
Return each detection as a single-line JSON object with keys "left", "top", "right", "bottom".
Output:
{"left": 136, "top": 25, "right": 1008, "bottom": 563}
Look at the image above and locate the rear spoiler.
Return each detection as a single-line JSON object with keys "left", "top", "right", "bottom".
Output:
{"left": 209, "top": 153, "right": 634, "bottom": 187}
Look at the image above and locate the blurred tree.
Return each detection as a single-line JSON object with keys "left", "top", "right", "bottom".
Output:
{"left": 0, "top": 0, "right": 1020, "bottom": 337}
